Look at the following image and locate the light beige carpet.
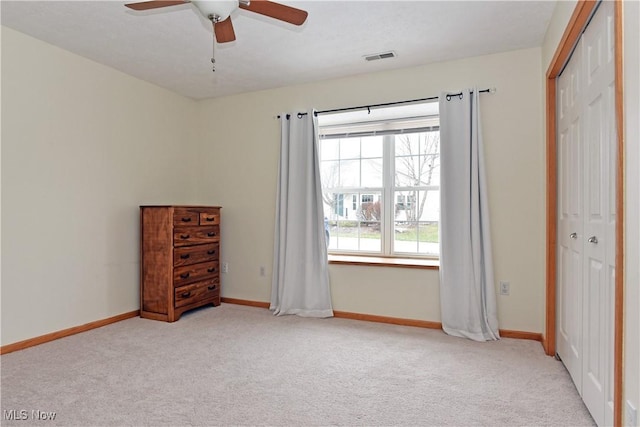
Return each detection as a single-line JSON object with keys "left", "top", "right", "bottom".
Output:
{"left": 1, "top": 303, "right": 594, "bottom": 426}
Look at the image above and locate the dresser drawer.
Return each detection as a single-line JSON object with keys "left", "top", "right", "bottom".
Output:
{"left": 199, "top": 211, "right": 220, "bottom": 226}
{"left": 173, "top": 243, "right": 219, "bottom": 267}
{"left": 173, "top": 208, "right": 199, "bottom": 226}
{"left": 174, "top": 279, "right": 220, "bottom": 308}
{"left": 174, "top": 226, "right": 220, "bottom": 247}
{"left": 173, "top": 260, "right": 219, "bottom": 286}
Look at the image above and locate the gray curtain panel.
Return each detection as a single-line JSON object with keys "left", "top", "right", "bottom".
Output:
{"left": 271, "top": 111, "right": 333, "bottom": 318}
{"left": 438, "top": 89, "right": 499, "bottom": 341}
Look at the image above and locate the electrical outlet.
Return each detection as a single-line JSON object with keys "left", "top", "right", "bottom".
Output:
{"left": 222, "top": 262, "right": 229, "bottom": 274}
{"left": 626, "top": 401, "right": 637, "bottom": 426}
{"left": 499, "top": 281, "right": 510, "bottom": 296}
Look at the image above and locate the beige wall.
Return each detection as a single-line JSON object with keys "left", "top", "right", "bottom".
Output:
{"left": 1, "top": 27, "right": 200, "bottom": 345}
{"left": 196, "top": 47, "right": 546, "bottom": 333}
{"left": 541, "top": 1, "right": 640, "bottom": 424}
{"left": 541, "top": 0, "right": 578, "bottom": 71}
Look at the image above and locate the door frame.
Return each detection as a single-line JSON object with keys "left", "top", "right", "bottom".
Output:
{"left": 544, "top": 1, "right": 625, "bottom": 426}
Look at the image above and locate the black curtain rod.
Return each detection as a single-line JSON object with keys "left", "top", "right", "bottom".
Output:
{"left": 279, "top": 88, "right": 493, "bottom": 119}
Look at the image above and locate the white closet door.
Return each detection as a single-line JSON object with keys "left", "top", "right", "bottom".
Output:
{"left": 556, "top": 2, "right": 615, "bottom": 426}
{"left": 556, "top": 37, "right": 584, "bottom": 391}
{"left": 581, "top": 1, "right": 615, "bottom": 425}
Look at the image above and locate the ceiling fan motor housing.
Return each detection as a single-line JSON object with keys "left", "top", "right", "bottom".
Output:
{"left": 192, "top": 0, "right": 238, "bottom": 21}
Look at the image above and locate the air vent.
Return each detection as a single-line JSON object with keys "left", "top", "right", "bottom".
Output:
{"left": 364, "top": 51, "right": 397, "bottom": 62}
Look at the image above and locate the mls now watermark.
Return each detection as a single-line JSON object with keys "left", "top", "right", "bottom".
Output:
{"left": 3, "top": 409, "right": 57, "bottom": 421}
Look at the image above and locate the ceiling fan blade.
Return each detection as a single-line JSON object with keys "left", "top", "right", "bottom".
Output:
{"left": 214, "top": 17, "right": 237, "bottom": 43}
{"left": 124, "top": 1, "right": 189, "bottom": 11}
{"left": 239, "top": 0, "right": 308, "bottom": 26}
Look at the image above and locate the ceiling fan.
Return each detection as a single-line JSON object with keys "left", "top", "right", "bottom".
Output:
{"left": 124, "top": 0, "right": 308, "bottom": 44}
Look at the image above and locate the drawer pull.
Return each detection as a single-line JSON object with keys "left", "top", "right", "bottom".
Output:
{"left": 181, "top": 217, "right": 192, "bottom": 222}
{"left": 208, "top": 285, "right": 217, "bottom": 291}
{"left": 180, "top": 254, "right": 190, "bottom": 259}
{"left": 207, "top": 267, "right": 216, "bottom": 273}
{"left": 180, "top": 234, "right": 190, "bottom": 239}
{"left": 205, "top": 217, "right": 215, "bottom": 222}
{"left": 207, "top": 250, "right": 216, "bottom": 255}
{"left": 207, "top": 232, "right": 216, "bottom": 237}
{"left": 181, "top": 291, "right": 192, "bottom": 298}
{"left": 180, "top": 273, "right": 190, "bottom": 279}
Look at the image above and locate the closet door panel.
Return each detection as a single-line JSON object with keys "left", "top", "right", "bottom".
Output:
{"left": 556, "top": 39, "right": 584, "bottom": 389}
{"left": 583, "top": 254, "right": 606, "bottom": 425}
{"left": 605, "top": 263, "right": 615, "bottom": 426}
{"left": 580, "top": 2, "right": 615, "bottom": 425}
{"left": 603, "top": 10, "right": 616, "bottom": 427}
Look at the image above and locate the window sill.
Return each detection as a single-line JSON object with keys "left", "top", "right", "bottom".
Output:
{"left": 328, "top": 255, "right": 439, "bottom": 270}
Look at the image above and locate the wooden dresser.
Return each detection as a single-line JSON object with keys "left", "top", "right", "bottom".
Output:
{"left": 140, "top": 205, "right": 221, "bottom": 322}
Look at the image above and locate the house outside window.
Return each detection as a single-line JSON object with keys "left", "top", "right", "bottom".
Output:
{"left": 396, "top": 194, "right": 415, "bottom": 210}
{"left": 318, "top": 102, "right": 440, "bottom": 258}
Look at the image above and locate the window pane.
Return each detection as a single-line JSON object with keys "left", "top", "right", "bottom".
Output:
{"left": 321, "top": 139, "right": 339, "bottom": 160}
{"left": 361, "top": 136, "right": 383, "bottom": 158}
{"left": 394, "top": 221, "right": 418, "bottom": 253}
{"left": 321, "top": 160, "right": 340, "bottom": 188}
{"left": 339, "top": 138, "right": 360, "bottom": 160}
{"left": 328, "top": 219, "right": 381, "bottom": 253}
{"left": 421, "top": 131, "right": 440, "bottom": 156}
{"left": 358, "top": 221, "right": 381, "bottom": 252}
{"left": 393, "top": 190, "right": 440, "bottom": 255}
{"left": 323, "top": 193, "right": 344, "bottom": 219}
{"left": 395, "top": 155, "right": 421, "bottom": 187}
{"left": 394, "top": 221, "right": 439, "bottom": 255}
{"left": 394, "top": 189, "right": 416, "bottom": 253}
{"left": 357, "top": 195, "right": 380, "bottom": 221}
{"left": 394, "top": 190, "right": 418, "bottom": 221}
{"left": 419, "top": 189, "right": 440, "bottom": 222}
{"left": 339, "top": 160, "right": 360, "bottom": 187}
{"left": 358, "top": 194, "right": 382, "bottom": 251}
{"left": 420, "top": 155, "right": 440, "bottom": 186}
{"left": 418, "top": 221, "right": 439, "bottom": 255}
{"left": 332, "top": 220, "right": 357, "bottom": 251}
{"left": 326, "top": 192, "right": 381, "bottom": 253}
{"left": 395, "top": 134, "right": 419, "bottom": 156}
{"left": 361, "top": 158, "right": 382, "bottom": 187}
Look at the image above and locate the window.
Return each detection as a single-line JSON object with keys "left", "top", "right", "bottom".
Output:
{"left": 319, "top": 102, "right": 440, "bottom": 258}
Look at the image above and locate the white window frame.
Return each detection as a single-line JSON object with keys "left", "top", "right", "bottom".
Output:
{"left": 319, "top": 102, "right": 440, "bottom": 259}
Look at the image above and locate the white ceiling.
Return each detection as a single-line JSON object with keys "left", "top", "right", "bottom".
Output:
{"left": 1, "top": 0, "right": 557, "bottom": 100}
